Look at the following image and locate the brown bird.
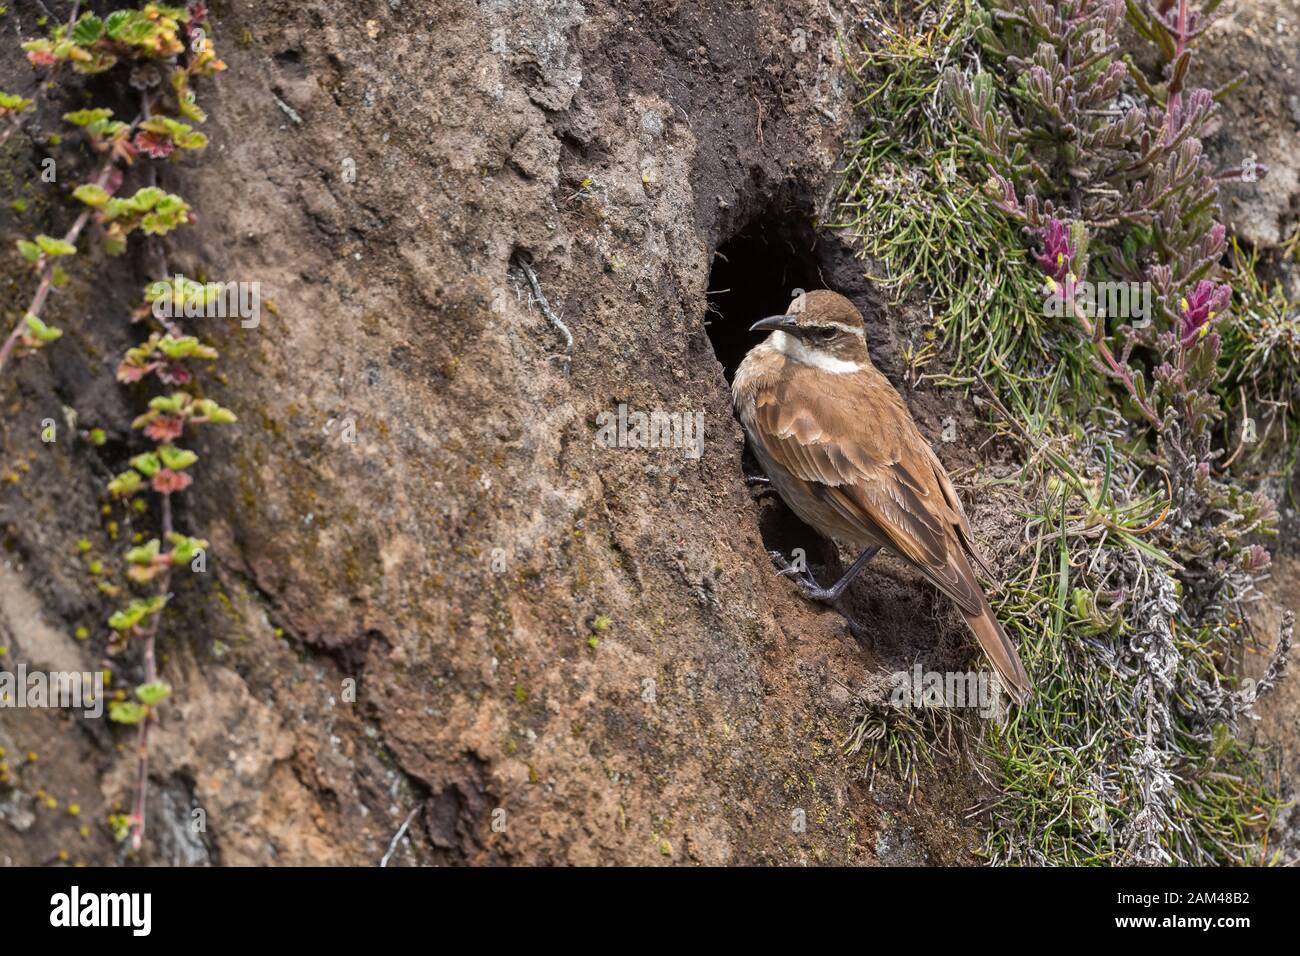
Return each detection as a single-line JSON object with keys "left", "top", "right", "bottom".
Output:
{"left": 733, "top": 289, "right": 1032, "bottom": 704}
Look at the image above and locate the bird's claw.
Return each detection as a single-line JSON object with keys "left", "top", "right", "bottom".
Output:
{"left": 767, "top": 549, "right": 835, "bottom": 602}
{"left": 746, "top": 474, "right": 774, "bottom": 498}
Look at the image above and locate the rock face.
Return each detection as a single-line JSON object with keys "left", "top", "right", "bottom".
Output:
{"left": 0, "top": 0, "right": 981, "bottom": 866}
{"left": 0, "top": 0, "right": 1296, "bottom": 866}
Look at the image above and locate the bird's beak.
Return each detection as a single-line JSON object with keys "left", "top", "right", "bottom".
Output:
{"left": 749, "top": 314, "right": 799, "bottom": 334}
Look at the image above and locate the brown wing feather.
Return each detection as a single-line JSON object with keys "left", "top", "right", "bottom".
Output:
{"left": 919, "top": 441, "right": 995, "bottom": 579}
{"left": 752, "top": 369, "right": 981, "bottom": 615}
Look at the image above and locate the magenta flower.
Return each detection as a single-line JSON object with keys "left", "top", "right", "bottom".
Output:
{"left": 1034, "top": 219, "right": 1074, "bottom": 282}
{"left": 1179, "top": 280, "right": 1231, "bottom": 347}
{"left": 134, "top": 130, "right": 175, "bottom": 159}
{"left": 157, "top": 363, "right": 193, "bottom": 386}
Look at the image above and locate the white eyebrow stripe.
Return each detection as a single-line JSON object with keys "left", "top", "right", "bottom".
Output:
{"left": 770, "top": 331, "right": 865, "bottom": 374}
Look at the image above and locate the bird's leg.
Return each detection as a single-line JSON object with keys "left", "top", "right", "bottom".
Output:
{"left": 745, "top": 472, "right": 775, "bottom": 499}
{"left": 768, "top": 545, "right": 880, "bottom": 604}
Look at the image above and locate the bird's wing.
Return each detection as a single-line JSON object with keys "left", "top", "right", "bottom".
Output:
{"left": 751, "top": 369, "right": 983, "bottom": 616}
{"left": 918, "top": 440, "right": 996, "bottom": 579}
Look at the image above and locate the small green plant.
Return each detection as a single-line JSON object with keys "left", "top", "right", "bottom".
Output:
{"left": 1, "top": 2, "right": 224, "bottom": 374}
{"left": 5, "top": 3, "right": 230, "bottom": 854}
{"left": 102, "top": 263, "right": 235, "bottom": 836}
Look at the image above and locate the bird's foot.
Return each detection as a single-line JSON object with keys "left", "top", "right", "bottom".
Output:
{"left": 745, "top": 474, "right": 774, "bottom": 498}
{"left": 767, "top": 549, "right": 838, "bottom": 604}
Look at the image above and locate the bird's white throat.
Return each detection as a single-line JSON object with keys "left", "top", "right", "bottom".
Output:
{"left": 769, "top": 331, "right": 864, "bottom": 374}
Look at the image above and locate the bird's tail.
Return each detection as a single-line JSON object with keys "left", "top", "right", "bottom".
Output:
{"left": 964, "top": 593, "right": 1032, "bottom": 706}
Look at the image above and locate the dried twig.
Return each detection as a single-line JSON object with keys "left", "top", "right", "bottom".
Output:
{"left": 515, "top": 255, "right": 572, "bottom": 374}
{"left": 380, "top": 805, "right": 421, "bottom": 867}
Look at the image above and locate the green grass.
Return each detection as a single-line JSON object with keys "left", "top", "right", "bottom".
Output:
{"left": 834, "top": 0, "right": 1287, "bottom": 865}
{"left": 1220, "top": 239, "right": 1300, "bottom": 487}
{"left": 842, "top": 699, "right": 945, "bottom": 797}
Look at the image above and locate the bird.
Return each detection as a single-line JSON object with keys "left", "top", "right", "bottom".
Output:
{"left": 732, "top": 288, "right": 1032, "bottom": 704}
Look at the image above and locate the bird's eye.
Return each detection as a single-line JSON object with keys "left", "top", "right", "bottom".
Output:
{"left": 815, "top": 329, "right": 837, "bottom": 342}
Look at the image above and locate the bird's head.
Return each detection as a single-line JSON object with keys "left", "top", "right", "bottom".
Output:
{"left": 749, "top": 290, "right": 869, "bottom": 367}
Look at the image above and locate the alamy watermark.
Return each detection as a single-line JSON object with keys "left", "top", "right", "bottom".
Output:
{"left": 889, "top": 665, "right": 1003, "bottom": 718}
{"left": 0, "top": 665, "right": 104, "bottom": 719}
{"left": 595, "top": 403, "right": 704, "bottom": 460}
{"left": 149, "top": 275, "right": 261, "bottom": 328}
{"left": 1043, "top": 279, "right": 1152, "bottom": 325}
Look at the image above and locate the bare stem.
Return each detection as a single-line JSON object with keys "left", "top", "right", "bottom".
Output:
{"left": 129, "top": 491, "right": 173, "bottom": 853}
{"left": 128, "top": 211, "right": 178, "bottom": 855}
{"left": 1070, "top": 294, "right": 1160, "bottom": 426}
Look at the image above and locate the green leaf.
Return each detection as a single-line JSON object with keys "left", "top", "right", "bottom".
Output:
{"left": 125, "top": 539, "right": 161, "bottom": 565}
{"left": 166, "top": 532, "right": 208, "bottom": 564}
{"left": 118, "top": 17, "right": 158, "bottom": 46}
{"left": 108, "top": 700, "right": 148, "bottom": 724}
{"left": 134, "top": 681, "right": 171, "bottom": 706}
{"left": 158, "top": 335, "right": 200, "bottom": 359}
{"left": 24, "top": 313, "right": 62, "bottom": 343}
{"left": 158, "top": 445, "right": 197, "bottom": 470}
{"left": 107, "top": 470, "right": 142, "bottom": 497}
{"left": 73, "top": 183, "right": 110, "bottom": 208}
{"left": 71, "top": 13, "right": 104, "bottom": 45}
{"left": 0, "top": 91, "right": 34, "bottom": 113}
{"left": 177, "top": 129, "right": 208, "bottom": 150}
{"left": 108, "top": 594, "right": 168, "bottom": 631}
{"left": 85, "top": 118, "right": 126, "bottom": 139}
{"left": 141, "top": 116, "right": 211, "bottom": 152}
{"left": 107, "top": 610, "right": 137, "bottom": 632}
{"left": 16, "top": 239, "right": 39, "bottom": 263}
{"left": 104, "top": 9, "right": 157, "bottom": 44}
{"left": 123, "top": 186, "right": 165, "bottom": 212}
{"left": 71, "top": 51, "right": 119, "bottom": 76}
{"left": 35, "top": 234, "right": 76, "bottom": 256}
{"left": 195, "top": 399, "right": 236, "bottom": 424}
{"left": 129, "top": 451, "right": 161, "bottom": 477}
{"left": 104, "top": 10, "right": 133, "bottom": 38}
{"left": 63, "top": 107, "right": 113, "bottom": 127}
{"left": 149, "top": 392, "right": 188, "bottom": 413}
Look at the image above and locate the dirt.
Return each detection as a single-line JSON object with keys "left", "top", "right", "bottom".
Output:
{"left": 0, "top": 0, "right": 1297, "bottom": 866}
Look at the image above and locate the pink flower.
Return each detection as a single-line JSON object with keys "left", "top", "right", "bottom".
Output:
{"left": 1241, "top": 544, "right": 1271, "bottom": 572}
{"left": 144, "top": 415, "right": 184, "bottom": 442}
{"left": 152, "top": 469, "right": 193, "bottom": 494}
{"left": 26, "top": 48, "right": 56, "bottom": 67}
{"left": 134, "top": 130, "right": 175, "bottom": 159}
{"left": 1034, "top": 219, "right": 1074, "bottom": 282}
{"left": 157, "top": 364, "right": 192, "bottom": 386}
{"left": 186, "top": 3, "right": 209, "bottom": 36}
{"left": 117, "top": 361, "right": 158, "bottom": 384}
{"left": 1179, "top": 280, "right": 1231, "bottom": 347}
